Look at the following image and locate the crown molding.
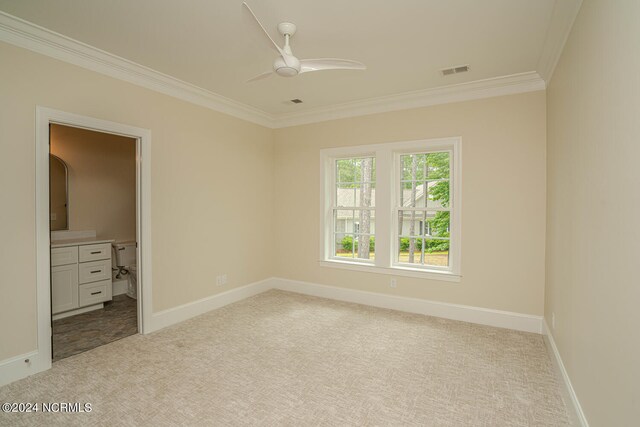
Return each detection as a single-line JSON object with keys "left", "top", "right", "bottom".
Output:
{"left": 0, "top": 11, "right": 275, "bottom": 128}
{"left": 0, "top": 11, "right": 546, "bottom": 130}
{"left": 271, "top": 72, "right": 546, "bottom": 128}
{"left": 537, "top": 0, "right": 583, "bottom": 84}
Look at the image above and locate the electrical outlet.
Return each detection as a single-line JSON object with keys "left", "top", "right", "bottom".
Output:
{"left": 216, "top": 274, "right": 228, "bottom": 286}
{"left": 551, "top": 313, "right": 556, "bottom": 330}
{"left": 390, "top": 278, "right": 397, "bottom": 288}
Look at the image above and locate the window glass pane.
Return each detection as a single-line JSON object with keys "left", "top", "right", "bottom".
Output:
{"left": 334, "top": 233, "right": 352, "bottom": 257}
{"left": 336, "top": 158, "right": 361, "bottom": 183}
{"left": 336, "top": 185, "right": 356, "bottom": 207}
{"left": 424, "top": 211, "right": 450, "bottom": 238}
{"left": 336, "top": 157, "right": 376, "bottom": 183}
{"left": 398, "top": 237, "right": 423, "bottom": 264}
{"left": 356, "top": 208, "right": 375, "bottom": 235}
{"left": 336, "top": 157, "right": 376, "bottom": 209}
{"left": 427, "top": 152, "right": 450, "bottom": 179}
{"left": 398, "top": 210, "right": 424, "bottom": 236}
{"left": 398, "top": 237, "right": 449, "bottom": 267}
{"left": 334, "top": 209, "right": 355, "bottom": 233}
{"left": 401, "top": 154, "right": 427, "bottom": 182}
{"left": 334, "top": 234, "right": 375, "bottom": 260}
{"left": 356, "top": 181, "right": 376, "bottom": 208}
{"left": 426, "top": 180, "right": 449, "bottom": 208}
{"left": 400, "top": 181, "right": 426, "bottom": 208}
{"left": 355, "top": 234, "right": 375, "bottom": 260}
{"left": 336, "top": 182, "right": 376, "bottom": 208}
{"left": 423, "top": 240, "right": 450, "bottom": 267}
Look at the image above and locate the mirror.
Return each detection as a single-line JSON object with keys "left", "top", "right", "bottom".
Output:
{"left": 50, "top": 154, "right": 69, "bottom": 231}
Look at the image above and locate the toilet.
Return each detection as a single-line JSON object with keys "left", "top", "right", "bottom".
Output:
{"left": 127, "top": 263, "right": 138, "bottom": 300}
{"left": 112, "top": 241, "right": 137, "bottom": 299}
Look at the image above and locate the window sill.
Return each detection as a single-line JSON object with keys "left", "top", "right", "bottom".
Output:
{"left": 319, "top": 260, "right": 461, "bottom": 282}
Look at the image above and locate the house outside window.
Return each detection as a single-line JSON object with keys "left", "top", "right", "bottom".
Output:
{"left": 320, "top": 138, "right": 461, "bottom": 281}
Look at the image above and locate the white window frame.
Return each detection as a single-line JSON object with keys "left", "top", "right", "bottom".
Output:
{"left": 320, "top": 137, "right": 461, "bottom": 282}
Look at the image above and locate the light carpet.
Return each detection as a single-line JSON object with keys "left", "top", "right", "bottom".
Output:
{"left": 0, "top": 290, "right": 570, "bottom": 426}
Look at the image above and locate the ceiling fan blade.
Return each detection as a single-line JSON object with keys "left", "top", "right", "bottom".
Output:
{"left": 247, "top": 70, "right": 274, "bottom": 83}
{"left": 299, "top": 59, "right": 367, "bottom": 74}
{"left": 242, "top": 2, "right": 295, "bottom": 68}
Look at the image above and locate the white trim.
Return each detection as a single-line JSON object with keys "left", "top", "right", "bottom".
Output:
{"left": 272, "top": 72, "right": 545, "bottom": 128}
{"left": 0, "top": 11, "right": 546, "bottom": 129}
{"left": 537, "top": 0, "right": 583, "bottom": 84}
{"left": 0, "top": 12, "right": 273, "bottom": 128}
{"left": 30, "top": 107, "right": 153, "bottom": 386}
{"left": 272, "top": 278, "right": 542, "bottom": 334}
{"left": 136, "top": 129, "right": 153, "bottom": 334}
{"left": 319, "top": 260, "right": 461, "bottom": 282}
{"left": 146, "top": 278, "right": 273, "bottom": 333}
{"left": 543, "top": 321, "right": 590, "bottom": 427}
{"left": 0, "top": 351, "right": 40, "bottom": 387}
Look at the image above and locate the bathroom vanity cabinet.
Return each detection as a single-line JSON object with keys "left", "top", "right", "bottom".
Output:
{"left": 51, "top": 240, "right": 113, "bottom": 318}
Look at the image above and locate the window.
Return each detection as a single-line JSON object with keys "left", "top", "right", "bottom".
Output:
{"left": 397, "top": 152, "right": 450, "bottom": 269}
{"left": 320, "top": 138, "right": 461, "bottom": 281}
{"left": 332, "top": 157, "right": 376, "bottom": 262}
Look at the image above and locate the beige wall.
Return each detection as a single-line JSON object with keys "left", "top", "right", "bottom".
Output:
{"left": 50, "top": 124, "right": 136, "bottom": 242}
{"left": 546, "top": 0, "right": 640, "bottom": 424}
{"left": 0, "top": 41, "right": 274, "bottom": 360}
{"left": 273, "top": 91, "right": 547, "bottom": 315}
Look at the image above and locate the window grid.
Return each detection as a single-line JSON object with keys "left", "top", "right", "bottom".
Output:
{"left": 332, "top": 157, "right": 376, "bottom": 262}
{"left": 396, "top": 151, "right": 451, "bottom": 269}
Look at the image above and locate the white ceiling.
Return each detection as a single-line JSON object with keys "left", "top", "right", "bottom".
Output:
{"left": 0, "top": 0, "right": 572, "bottom": 117}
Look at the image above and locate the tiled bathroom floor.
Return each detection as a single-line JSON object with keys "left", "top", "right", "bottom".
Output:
{"left": 52, "top": 294, "right": 138, "bottom": 361}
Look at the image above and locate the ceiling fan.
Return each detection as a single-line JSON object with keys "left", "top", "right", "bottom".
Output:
{"left": 243, "top": 2, "right": 366, "bottom": 82}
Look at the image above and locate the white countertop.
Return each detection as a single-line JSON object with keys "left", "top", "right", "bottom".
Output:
{"left": 51, "top": 238, "right": 115, "bottom": 248}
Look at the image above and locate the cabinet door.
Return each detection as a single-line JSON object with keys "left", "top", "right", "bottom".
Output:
{"left": 52, "top": 264, "right": 79, "bottom": 314}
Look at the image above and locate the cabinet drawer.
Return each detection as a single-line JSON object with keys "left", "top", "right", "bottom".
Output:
{"left": 51, "top": 246, "right": 78, "bottom": 267}
{"left": 79, "top": 280, "right": 112, "bottom": 306}
{"left": 79, "top": 259, "right": 111, "bottom": 284}
{"left": 79, "top": 243, "right": 111, "bottom": 262}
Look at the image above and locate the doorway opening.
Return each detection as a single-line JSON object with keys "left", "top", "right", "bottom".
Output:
{"left": 49, "top": 124, "right": 138, "bottom": 360}
{"left": 35, "top": 107, "right": 152, "bottom": 372}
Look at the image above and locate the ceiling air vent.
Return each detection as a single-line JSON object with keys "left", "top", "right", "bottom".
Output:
{"left": 290, "top": 98, "right": 303, "bottom": 104}
{"left": 441, "top": 65, "right": 470, "bottom": 76}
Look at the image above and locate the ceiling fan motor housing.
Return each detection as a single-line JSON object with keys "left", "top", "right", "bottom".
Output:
{"left": 273, "top": 56, "right": 300, "bottom": 77}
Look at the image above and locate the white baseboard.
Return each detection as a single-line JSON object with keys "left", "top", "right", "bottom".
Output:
{"left": 0, "top": 350, "right": 49, "bottom": 387}
{"left": 146, "top": 278, "right": 274, "bottom": 333}
{"left": 543, "top": 321, "right": 589, "bottom": 427}
{"left": 271, "top": 278, "right": 543, "bottom": 334}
